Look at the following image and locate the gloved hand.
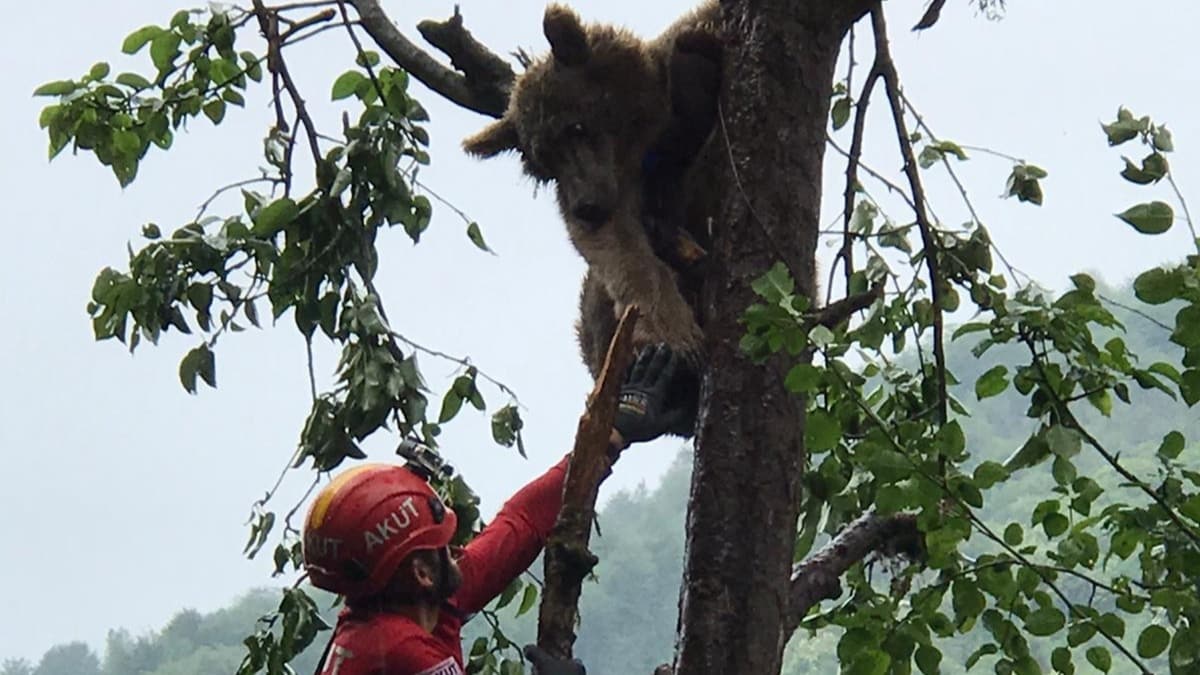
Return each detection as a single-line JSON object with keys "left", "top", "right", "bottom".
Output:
{"left": 524, "top": 644, "right": 586, "bottom": 675}
{"left": 613, "top": 344, "right": 689, "bottom": 445}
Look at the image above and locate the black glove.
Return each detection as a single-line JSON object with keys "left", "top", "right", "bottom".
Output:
{"left": 614, "top": 344, "right": 689, "bottom": 444}
{"left": 524, "top": 645, "right": 586, "bottom": 675}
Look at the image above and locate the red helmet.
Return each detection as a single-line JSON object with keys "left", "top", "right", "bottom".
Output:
{"left": 302, "top": 463, "right": 458, "bottom": 598}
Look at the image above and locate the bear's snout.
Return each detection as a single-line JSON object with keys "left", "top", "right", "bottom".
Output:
{"left": 572, "top": 202, "right": 614, "bottom": 228}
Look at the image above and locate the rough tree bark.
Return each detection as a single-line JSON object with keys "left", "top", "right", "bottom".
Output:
{"left": 674, "top": 2, "right": 871, "bottom": 673}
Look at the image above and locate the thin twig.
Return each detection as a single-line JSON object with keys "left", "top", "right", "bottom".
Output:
{"left": 335, "top": 0, "right": 386, "bottom": 97}
{"left": 1166, "top": 173, "right": 1200, "bottom": 249}
{"left": 827, "top": 136, "right": 918, "bottom": 212}
{"left": 252, "top": 0, "right": 324, "bottom": 168}
{"left": 390, "top": 330, "right": 523, "bottom": 407}
{"left": 899, "top": 94, "right": 1029, "bottom": 284}
{"left": 278, "top": 7, "right": 336, "bottom": 42}
{"left": 305, "top": 335, "right": 318, "bottom": 400}
{"left": 1097, "top": 293, "right": 1172, "bottom": 332}
{"left": 835, "top": 62, "right": 882, "bottom": 304}
{"left": 194, "top": 177, "right": 278, "bottom": 220}
{"left": 871, "top": 5, "right": 947, "bottom": 425}
{"left": 283, "top": 473, "right": 324, "bottom": 535}
{"left": 958, "top": 143, "right": 1023, "bottom": 163}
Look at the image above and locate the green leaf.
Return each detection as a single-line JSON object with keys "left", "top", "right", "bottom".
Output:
{"left": 1101, "top": 108, "right": 1142, "bottom": 146}
{"left": 974, "top": 461, "right": 1010, "bottom": 489}
{"left": 935, "top": 421, "right": 966, "bottom": 458}
{"left": 831, "top": 96, "right": 852, "bottom": 131}
{"left": 466, "top": 222, "right": 493, "bottom": 253}
{"left": 244, "top": 298, "right": 261, "bottom": 328}
{"left": 914, "top": 645, "right": 941, "bottom": 675}
{"left": 1137, "top": 625, "right": 1170, "bottom": 658}
{"left": 439, "top": 390, "right": 464, "bottom": 424}
{"left": 116, "top": 72, "right": 152, "bottom": 89}
{"left": 187, "top": 282, "right": 213, "bottom": 314}
{"left": 179, "top": 345, "right": 215, "bottom": 393}
{"left": 751, "top": 262, "right": 794, "bottom": 301}
{"left": 1004, "top": 431, "right": 1051, "bottom": 471}
{"left": 33, "top": 80, "right": 78, "bottom": 97}
{"left": 1050, "top": 647, "right": 1072, "bottom": 675}
{"left": 203, "top": 99, "right": 226, "bottom": 124}
{"left": 975, "top": 365, "right": 1009, "bottom": 400}
{"left": 1117, "top": 201, "right": 1174, "bottom": 235}
{"left": 785, "top": 364, "right": 821, "bottom": 394}
{"left": 332, "top": 71, "right": 367, "bottom": 101}
{"left": 252, "top": 197, "right": 299, "bottom": 237}
{"left": 1043, "top": 512, "right": 1069, "bottom": 537}
{"left": 845, "top": 649, "right": 890, "bottom": 675}
{"left": 805, "top": 409, "right": 841, "bottom": 452}
{"left": 88, "top": 62, "right": 111, "bottom": 80}
{"left": 1068, "top": 623, "right": 1096, "bottom": 647}
{"left": 1085, "top": 646, "right": 1111, "bottom": 672}
{"left": 517, "top": 584, "right": 538, "bottom": 617}
{"left": 1025, "top": 607, "right": 1066, "bottom": 636}
{"left": 965, "top": 644, "right": 998, "bottom": 670}
{"left": 1181, "top": 369, "right": 1200, "bottom": 407}
{"left": 1134, "top": 267, "right": 1183, "bottom": 305}
{"left": 1070, "top": 273, "right": 1096, "bottom": 292}
{"left": 122, "top": 25, "right": 165, "bottom": 54}
{"left": 1052, "top": 456, "right": 1076, "bottom": 485}
{"left": 197, "top": 345, "right": 216, "bottom": 388}
{"left": 1045, "top": 425, "right": 1081, "bottom": 458}
{"left": 1159, "top": 431, "right": 1186, "bottom": 460}
{"left": 149, "top": 32, "right": 183, "bottom": 71}
{"left": 1003, "top": 523, "right": 1023, "bottom": 546}
{"left": 1153, "top": 126, "right": 1174, "bottom": 152}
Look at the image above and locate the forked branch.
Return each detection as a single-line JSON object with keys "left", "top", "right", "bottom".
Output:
{"left": 349, "top": 0, "right": 514, "bottom": 117}
{"left": 785, "top": 512, "right": 922, "bottom": 635}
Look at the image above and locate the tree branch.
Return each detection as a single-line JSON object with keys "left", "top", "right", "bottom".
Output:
{"left": 537, "top": 306, "right": 641, "bottom": 660}
{"left": 834, "top": 62, "right": 882, "bottom": 300}
{"left": 348, "top": 0, "right": 513, "bottom": 118}
{"left": 785, "top": 512, "right": 921, "bottom": 635}
{"left": 813, "top": 283, "right": 884, "bottom": 329}
{"left": 871, "top": 4, "right": 948, "bottom": 426}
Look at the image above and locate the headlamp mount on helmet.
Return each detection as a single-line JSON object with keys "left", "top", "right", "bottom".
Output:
{"left": 395, "top": 438, "right": 454, "bottom": 482}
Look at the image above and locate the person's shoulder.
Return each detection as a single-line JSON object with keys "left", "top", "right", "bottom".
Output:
{"left": 331, "top": 614, "right": 460, "bottom": 674}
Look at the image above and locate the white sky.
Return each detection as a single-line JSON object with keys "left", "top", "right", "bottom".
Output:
{"left": 2, "top": 0, "right": 1198, "bottom": 663}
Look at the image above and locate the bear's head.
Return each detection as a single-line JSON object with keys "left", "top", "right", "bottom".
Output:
{"left": 463, "top": 5, "right": 670, "bottom": 230}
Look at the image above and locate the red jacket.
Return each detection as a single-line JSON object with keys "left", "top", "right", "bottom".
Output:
{"left": 317, "top": 456, "right": 569, "bottom": 675}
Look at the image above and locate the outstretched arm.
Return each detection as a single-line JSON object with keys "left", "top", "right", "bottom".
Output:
{"left": 452, "top": 345, "right": 691, "bottom": 614}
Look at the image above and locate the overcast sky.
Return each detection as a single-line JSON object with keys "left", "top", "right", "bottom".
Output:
{"left": 2, "top": 0, "right": 1198, "bottom": 664}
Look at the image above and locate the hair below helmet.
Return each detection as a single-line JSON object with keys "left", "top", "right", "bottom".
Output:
{"left": 302, "top": 463, "right": 458, "bottom": 598}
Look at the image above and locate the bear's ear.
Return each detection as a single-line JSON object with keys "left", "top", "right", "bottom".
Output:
{"left": 543, "top": 5, "right": 589, "bottom": 67}
{"left": 462, "top": 118, "right": 520, "bottom": 158}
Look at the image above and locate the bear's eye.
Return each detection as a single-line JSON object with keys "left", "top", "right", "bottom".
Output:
{"left": 564, "top": 122, "right": 587, "bottom": 140}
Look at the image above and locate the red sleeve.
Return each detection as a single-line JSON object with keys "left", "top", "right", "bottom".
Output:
{"left": 451, "top": 455, "right": 570, "bottom": 614}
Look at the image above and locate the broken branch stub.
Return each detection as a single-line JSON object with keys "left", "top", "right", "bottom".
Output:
{"left": 536, "top": 305, "right": 641, "bottom": 660}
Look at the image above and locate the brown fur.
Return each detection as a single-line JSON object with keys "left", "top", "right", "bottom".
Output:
{"left": 464, "top": 3, "right": 720, "bottom": 376}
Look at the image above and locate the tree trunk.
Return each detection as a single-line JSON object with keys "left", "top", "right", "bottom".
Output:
{"left": 673, "top": 2, "right": 868, "bottom": 673}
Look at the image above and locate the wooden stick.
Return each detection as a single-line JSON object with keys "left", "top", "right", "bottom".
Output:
{"left": 536, "top": 305, "right": 641, "bottom": 660}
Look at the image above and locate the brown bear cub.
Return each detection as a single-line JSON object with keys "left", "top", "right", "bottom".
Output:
{"left": 463, "top": 2, "right": 721, "bottom": 437}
